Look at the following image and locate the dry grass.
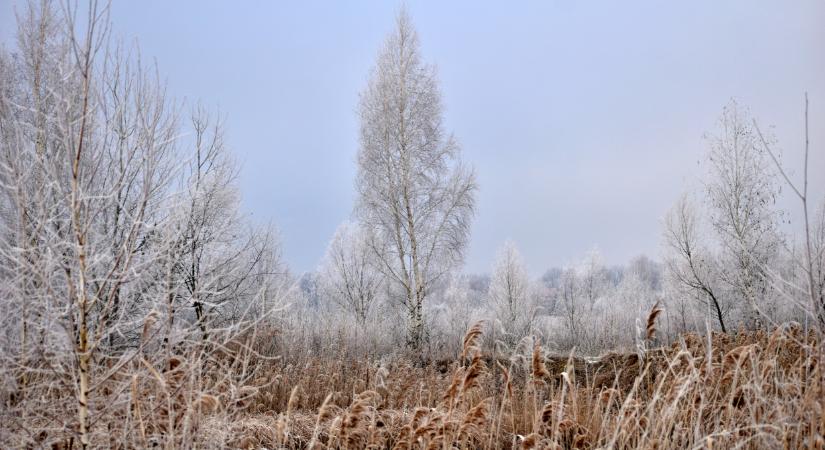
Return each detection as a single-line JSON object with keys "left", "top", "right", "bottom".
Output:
{"left": 2, "top": 320, "right": 823, "bottom": 449}
{"left": 223, "top": 321, "right": 823, "bottom": 449}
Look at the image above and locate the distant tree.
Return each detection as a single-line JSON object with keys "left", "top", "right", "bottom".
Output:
{"left": 627, "top": 255, "right": 662, "bottom": 291}
{"left": 580, "top": 248, "right": 609, "bottom": 308}
{"left": 355, "top": 10, "right": 476, "bottom": 351}
{"left": 541, "top": 267, "right": 563, "bottom": 290}
{"left": 467, "top": 273, "right": 492, "bottom": 300}
{"left": 559, "top": 266, "right": 582, "bottom": 344}
{"left": 318, "top": 223, "right": 382, "bottom": 326}
{"left": 488, "top": 241, "right": 535, "bottom": 349}
{"left": 433, "top": 273, "right": 484, "bottom": 355}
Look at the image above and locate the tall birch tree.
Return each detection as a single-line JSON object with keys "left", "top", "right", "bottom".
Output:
{"left": 355, "top": 10, "right": 476, "bottom": 351}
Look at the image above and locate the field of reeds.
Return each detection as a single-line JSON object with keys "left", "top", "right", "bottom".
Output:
{"left": 211, "top": 320, "right": 823, "bottom": 449}
{"left": 2, "top": 311, "right": 823, "bottom": 449}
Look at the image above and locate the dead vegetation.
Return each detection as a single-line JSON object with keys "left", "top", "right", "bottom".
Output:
{"left": 1, "top": 292, "right": 823, "bottom": 448}
{"left": 222, "top": 320, "right": 823, "bottom": 449}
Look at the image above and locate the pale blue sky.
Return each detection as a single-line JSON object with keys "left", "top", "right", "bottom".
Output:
{"left": 1, "top": 1, "right": 823, "bottom": 275}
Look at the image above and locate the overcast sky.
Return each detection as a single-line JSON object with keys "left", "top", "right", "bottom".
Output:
{"left": 1, "top": 1, "right": 823, "bottom": 276}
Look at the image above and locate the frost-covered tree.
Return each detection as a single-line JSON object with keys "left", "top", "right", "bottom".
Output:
{"left": 355, "top": 10, "right": 476, "bottom": 351}
{"left": 580, "top": 248, "right": 609, "bottom": 308}
{"left": 0, "top": 3, "right": 181, "bottom": 441}
{"left": 664, "top": 195, "right": 728, "bottom": 332}
{"left": 753, "top": 95, "right": 825, "bottom": 329}
{"left": 813, "top": 201, "right": 825, "bottom": 324}
{"left": 169, "top": 108, "right": 284, "bottom": 339}
{"left": 488, "top": 241, "right": 535, "bottom": 349}
{"left": 318, "top": 222, "right": 382, "bottom": 326}
{"left": 705, "top": 100, "right": 781, "bottom": 327}
{"left": 429, "top": 273, "right": 485, "bottom": 356}
{"left": 0, "top": 3, "right": 286, "bottom": 445}
{"left": 559, "top": 266, "right": 582, "bottom": 344}
{"left": 627, "top": 255, "right": 662, "bottom": 292}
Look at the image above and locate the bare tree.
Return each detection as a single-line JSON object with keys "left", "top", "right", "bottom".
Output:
{"left": 0, "top": 2, "right": 176, "bottom": 444}
{"left": 318, "top": 222, "right": 382, "bottom": 326}
{"left": 664, "top": 195, "right": 728, "bottom": 332}
{"left": 753, "top": 94, "right": 825, "bottom": 330}
{"left": 559, "top": 266, "right": 582, "bottom": 345}
{"left": 0, "top": 3, "right": 286, "bottom": 446}
{"left": 169, "top": 107, "right": 283, "bottom": 340}
{"left": 813, "top": 201, "right": 825, "bottom": 326}
{"left": 488, "top": 241, "right": 535, "bottom": 349}
{"left": 579, "top": 248, "right": 608, "bottom": 309}
{"left": 705, "top": 99, "right": 781, "bottom": 328}
{"left": 355, "top": 10, "right": 476, "bottom": 351}
{"left": 627, "top": 254, "right": 662, "bottom": 292}
{"left": 553, "top": 250, "right": 609, "bottom": 350}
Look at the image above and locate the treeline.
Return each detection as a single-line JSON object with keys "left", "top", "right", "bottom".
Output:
{"left": 295, "top": 247, "right": 665, "bottom": 357}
